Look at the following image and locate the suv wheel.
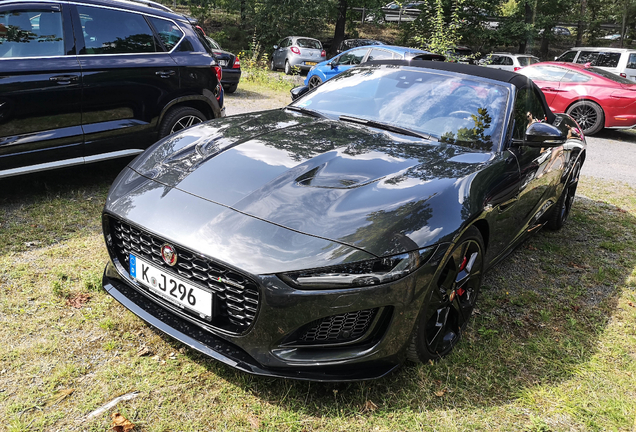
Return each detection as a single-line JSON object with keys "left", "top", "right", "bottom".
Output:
{"left": 159, "top": 106, "right": 206, "bottom": 138}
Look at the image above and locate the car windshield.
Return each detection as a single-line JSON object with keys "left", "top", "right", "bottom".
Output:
{"left": 291, "top": 65, "right": 510, "bottom": 151}
{"left": 518, "top": 56, "right": 539, "bottom": 66}
{"left": 588, "top": 66, "right": 634, "bottom": 84}
{"left": 297, "top": 38, "right": 322, "bottom": 49}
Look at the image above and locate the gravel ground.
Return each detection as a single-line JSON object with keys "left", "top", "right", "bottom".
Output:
{"left": 225, "top": 76, "right": 636, "bottom": 187}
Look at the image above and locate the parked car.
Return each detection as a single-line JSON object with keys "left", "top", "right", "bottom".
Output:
{"left": 382, "top": 1, "right": 424, "bottom": 22}
{"left": 555, "top": 47, "right": 636, "bottom": 81}
{"left": 446, "top": 46, "right": 475, "bottom": 64}
{"left": 336, "top": 38, "right": 384, "bottom": 54}
{"left": 204, "top": 36, "right": 241, "bottom": 93}
{"left": 102, "top": 60, "right": 585, "bottom": 381}
{"left": 539, "top": 26, "right": 571, "bottom": 36}
{"left": 270, "top": 36, "right": 326, "bottom": 75}
{"left": 480, "top": 52, "right": 540, "bottom": 72}
{"left": 304, "top": 45, "right": 445, "bottom": 88}
{"left": 519, "top": 61, "right": 636, "bottom": 134}
{"left": 0, "top": 0, "right": 224, "bottom": 179}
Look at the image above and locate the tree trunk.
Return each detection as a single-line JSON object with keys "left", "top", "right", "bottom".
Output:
{"left": 540, "top": 26, "right": 552, "bottom": 58}
{"left": 576, "top": 0, "right": 586, "bottom": 46}
{"left": 240, "top": 0, "right": 246, "bottom": 23}
{"left": 519, "top": 0, "right": 533, "bottom": 54}
{"left": 332, "top": 0, "right": 348, "bottom": 57}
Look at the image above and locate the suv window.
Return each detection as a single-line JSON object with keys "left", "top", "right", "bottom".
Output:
{"left": 78, "top": 6, "right": 158, "bottom": 54}
{"left": 0, "top": 9, "right": 64, "bottom": 58}
{"left": 557, "top": 51, "right": 577, "bottom": 62}
{"left": 367, "top": 48, "right": 392, "bottom": 61}
{"left": 517, "top": 56, "right": 539, "bottom": 66}
{"left": 576, "top": 51, "right": 600, "bottom": 64}
{"left": 513, "top": 87, "right": 547, "bottom": 140}
{"left": 148, "top": 17, "right": 183, "bottom": 51}
{"left": 628, "top": 53, "right": 636, "bottom": 69}
{"left": 502, "top": 56, "right": 513, "bottom": 65}
{"left": 594, "top": 52, "right": 621, "bottom": 67}
{"left": 338, "top": 48, "right": 366, "bottom": 65}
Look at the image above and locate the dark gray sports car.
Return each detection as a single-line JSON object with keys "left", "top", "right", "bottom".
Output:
{"left": 102, "top": 61, "right": 586, "bottom": 381}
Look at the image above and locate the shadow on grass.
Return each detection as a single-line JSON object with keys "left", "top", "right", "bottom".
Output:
{"left": 169, "top": 195, "right": 635, "bottom": 416}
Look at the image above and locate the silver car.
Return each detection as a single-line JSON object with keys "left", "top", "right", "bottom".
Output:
{"left": 270, "top": 36, "right": 326, "bottom": 75}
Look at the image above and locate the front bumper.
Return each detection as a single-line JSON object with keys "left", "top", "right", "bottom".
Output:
{"left": 102, "top": 242, "right": 445, "bottom": 381}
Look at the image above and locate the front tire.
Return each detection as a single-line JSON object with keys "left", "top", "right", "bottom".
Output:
{"left": 308, "top": 75, "right": 322, "bottom": 89}
{"left": 159, "top": 106, "right": 206, "bottom": 138}
{"left": 566, "top": 101, "right": 604, "bottom": 135}
{"left": 270, "top": 59, "right": 276, "bottom": 71}
{"left": 407, "top": 226, "right": 484, "bottom": 363}
{"left": 547, "top": 160, "right": 581, "bottom": 230}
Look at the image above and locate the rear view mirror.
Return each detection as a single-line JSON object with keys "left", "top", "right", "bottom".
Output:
{"left": 290, "top": 85, "right": 310, "bottom": 101}
{"left": 512, "top": 122, "right": 566, "bottom": 147}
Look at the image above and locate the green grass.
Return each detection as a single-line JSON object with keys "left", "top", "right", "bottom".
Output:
{"left": 0, "top": 147, "right": 635, "bottom": 429}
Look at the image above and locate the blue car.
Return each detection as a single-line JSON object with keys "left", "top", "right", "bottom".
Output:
{"left": 304, "top": 45, "right": 445, "bottom": 88}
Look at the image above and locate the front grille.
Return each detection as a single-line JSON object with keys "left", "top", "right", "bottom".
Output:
{"left": 299, "top": 309, "right": 378, "bottom": 344}
{"left": 107, "top": 217, "right": 259, "bottom": 334}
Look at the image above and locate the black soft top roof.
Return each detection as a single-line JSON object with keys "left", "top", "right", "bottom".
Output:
{"left": 366, "top": 59, "right": 556, "bottom": 123}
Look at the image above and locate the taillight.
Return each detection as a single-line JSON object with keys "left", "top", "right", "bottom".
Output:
{"left": 514, "top": 67, "right": 522, "bottom": 71}
{"left": 321, "top": 50, "right": 326, "bottom": 57}
{"left": 232, "top": 57, "right": 240, "bottom": 68}
{"left": 290, "top": 46, "right": 300, "bottom": 55}
{"left": 212, "top": 64, "right": 222, "bottom": 82}
{"left": 621, "top": 73, "right": 627, "bottom": 78}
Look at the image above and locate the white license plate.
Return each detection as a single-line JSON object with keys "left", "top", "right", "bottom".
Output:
{"left": 218, "top": 60, "right": 228, "bottom": 66}
{"left": 130, "top": 254, "right": 213, "bottom": 319}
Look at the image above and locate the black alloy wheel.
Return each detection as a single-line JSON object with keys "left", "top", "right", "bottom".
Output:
{"left": 566, "top": 101, "right": 604, "bottom": 135}
{"left": 548, "top": 160, "right": 581, "bottom": 230}
{"left": 159, "top": 106, "right": 206, "bottom": 138}
{"left": 407, "top": 226, "right": 484, "bottom": 362}
{"left": 308, "top": 75, "right": 322, "bottom": 89}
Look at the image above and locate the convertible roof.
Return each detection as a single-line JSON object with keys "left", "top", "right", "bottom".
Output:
{"left": 367, "top": 59, "right": 556, "bottom": 123}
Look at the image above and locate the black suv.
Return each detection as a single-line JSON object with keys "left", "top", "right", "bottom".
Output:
{"left": 0, "top": 0, "right": 224, "bottom": 178}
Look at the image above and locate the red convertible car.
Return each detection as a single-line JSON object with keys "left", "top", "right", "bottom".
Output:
{"left": 519, "top": 61, "right": 636, "bottom": 135}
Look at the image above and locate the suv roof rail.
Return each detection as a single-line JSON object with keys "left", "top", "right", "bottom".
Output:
{"left": 122, "top": 0, "right": 174, "bottom": 12}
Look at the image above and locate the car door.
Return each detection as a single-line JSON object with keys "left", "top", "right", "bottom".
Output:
{"left": 273, "top": 38, "right": 288, "bottom": 68}
{"left": 0, "top": 2, "right": 83, "bottom": 177}
{"left": 327, "top": 48, "right": 368, "bottom": 80}
{"left": 509, "top": 86, "right": 564, "bottom": 238}
{"left": 71, "top": 4, "right": 181, "bottom": 160}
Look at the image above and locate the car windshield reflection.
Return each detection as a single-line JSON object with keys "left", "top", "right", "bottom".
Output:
{"left": 292, "top": 65, "right": 509, "bottom": 151}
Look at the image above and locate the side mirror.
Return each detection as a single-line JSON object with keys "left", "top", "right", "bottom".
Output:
{"left": 554, "top": 56, "right": 558, "bottom": 61}
{"left": 273, "top": 45, "right": 279, "bottom": 50}
{"left": 290, "top": 85, "right": 310, "bottom": 101}
{"left": 513, "top": 122, "right": 566, "bottom": 147}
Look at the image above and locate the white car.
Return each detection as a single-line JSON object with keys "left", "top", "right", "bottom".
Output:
{"left": 480, "top": 53, "right": 540, "bottom": 72}
{"left": 555, "top": 47, "right": 636, "bottom": 81}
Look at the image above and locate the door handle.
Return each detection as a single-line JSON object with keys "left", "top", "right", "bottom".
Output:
{"left": 541, "top": 87, "right": 566, "bottom": 92}
{"left": 155, "top": 70, "right": 176, "bottom": 78}
{"left": 49, "top": 75, "right": 79, "bottom": 85}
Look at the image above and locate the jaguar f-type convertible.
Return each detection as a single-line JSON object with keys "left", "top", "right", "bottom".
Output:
{"left": 101, "top": 61, "right": 586, "bottom": 381}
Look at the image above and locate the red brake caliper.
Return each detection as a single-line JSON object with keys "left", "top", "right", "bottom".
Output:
{"left": 456, "top": 256, "right": 468, "bottom": 297}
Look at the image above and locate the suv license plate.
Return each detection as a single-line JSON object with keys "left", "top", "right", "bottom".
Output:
{"left": 130, "top": 254, "right": 213, "bottom": 319}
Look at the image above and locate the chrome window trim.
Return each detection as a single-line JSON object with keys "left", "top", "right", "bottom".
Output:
{"left": 73, "top": 2, "right": 186, "bottom": 54}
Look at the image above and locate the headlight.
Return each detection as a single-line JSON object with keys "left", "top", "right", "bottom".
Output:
{"left": 278, "top": 246, "right": 437, "bottom": 289}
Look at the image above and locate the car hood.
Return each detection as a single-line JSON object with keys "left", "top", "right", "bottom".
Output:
{"left": 125, "top": 109, "right": 493, "bottom": 258}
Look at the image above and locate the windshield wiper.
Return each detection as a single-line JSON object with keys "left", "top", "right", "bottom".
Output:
{"left": 339, "top": 115, "right": 434, "bottom": 140}
{"left": 285, "top": 106, "right": 327, "bottom": 119}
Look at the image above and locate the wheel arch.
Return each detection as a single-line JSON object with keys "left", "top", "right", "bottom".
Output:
{"left": 471, "top": 219, "right": 490, "bottom": 252}
{"left": 158, "top": 95, "right": 220, "bottom": 127}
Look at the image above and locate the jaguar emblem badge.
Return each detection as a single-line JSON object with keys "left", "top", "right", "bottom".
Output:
{"left": 161, "top": 244, "right": 178, "bottom": 266}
